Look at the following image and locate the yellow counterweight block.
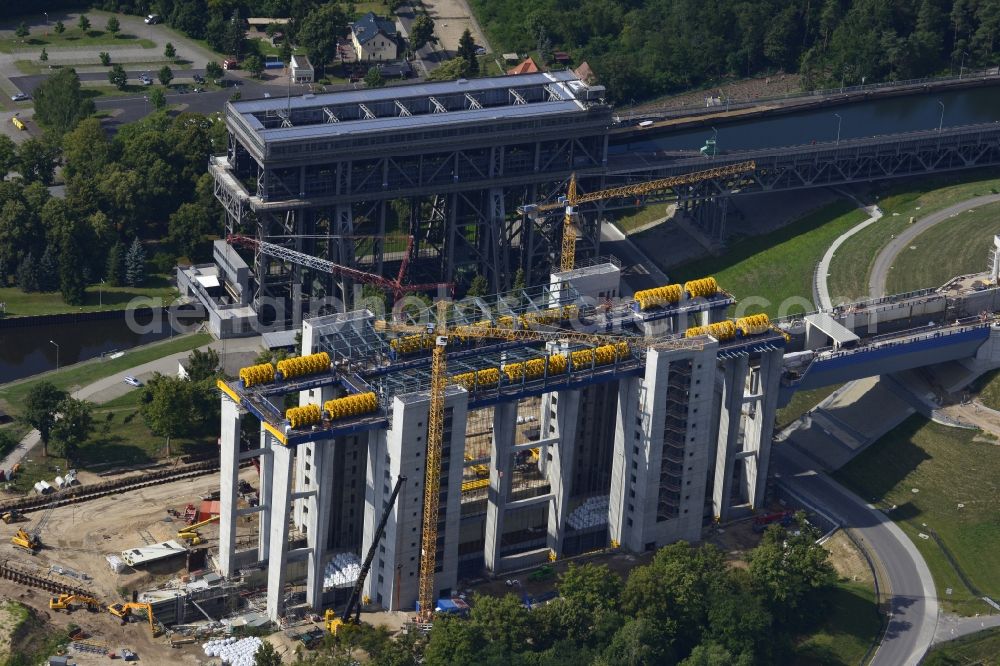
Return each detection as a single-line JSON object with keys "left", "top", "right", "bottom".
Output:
{"left": 735, "top": 313, "right": 771, "bottom": 337}
{"left": 323, "top": 392, "right": 379, "bottom": 422}
{"left": 390, "top": 334, "right": 436, "bottom": 356}
{"left": 276, "top": 352, "right": 331, "bottom": 380}
{"left": 503, "top": 353, "right": 568, "bottom": 382}
{"left": 634, "top": 283, "right": 683, "bottom": 310}
{"left": 685, "top": 320, "right": 737, "bottom": 341}
{"left": 569, "top": 341, "right": 631, "bottom": 370}
{"left": 239, "top": 362, "right": 275, "bottom": 388}
{"left": 684, "top": 276, "right": 720, "bottom": 299}
{"left": 286, "top": 403, "right": 322, "bottom": 429}
{"left": 452, "top": 368, "right": 501, "bottom": 391}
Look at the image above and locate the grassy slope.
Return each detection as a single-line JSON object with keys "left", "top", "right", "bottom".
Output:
{"left": 0, "top": 273, "right": 177, "bottom": 317}
{"left": 610, "top": 204, "right": 674, "bottom": 233}
{"left": 776, "top": 385, "right": 841, "bottom": 431}
{"left": 827, "top": 171, "right": 1000, "bottom": 301}
{"left": 885, "top": 201, "right": 1000, "bottom": 293}
{"left": 834, "top": 416, "right": 1000, "bottom": 615}
{"left": 923, "top": 627, "right": 1000, "bottom": 666}
{"left": 656, "top": 200, "right": 864, "bottom": 317}
{"left": 0, "top": 332, "right": 211, "bottom": 414}
{"left": 793, "top": 581, "right": 881, "bottom": 666}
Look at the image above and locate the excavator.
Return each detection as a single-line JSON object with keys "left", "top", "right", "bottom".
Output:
{"left": 108, "top": 602, "right": 158, "bottom": 635}
{"left": 325, "top": 475, "right": 406, "bottom": 636}
{"left": 49, "top": 594, "right": 101, "bottom": 613}
{"left": 10, "top": 502, "right": 55, "bottom": 553}
{"left": 1, "top": 509, "right": 24, "bottom": 524}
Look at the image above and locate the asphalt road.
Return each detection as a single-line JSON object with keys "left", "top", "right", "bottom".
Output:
{"left": 774, "top": 444, "right": 939, "bottom": 666}
{"left": 869, "top": 193, "right": 1000, "bottom": 297}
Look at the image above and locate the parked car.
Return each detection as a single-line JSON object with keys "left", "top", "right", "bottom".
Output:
{"left": 193, "top": 74, "right": 205, "bottom": 84}
{"left": 144, "top": 14, "right": 160, "bottom": 24}
{"left": 123, "top": 376, "right": 143, "bottom": 387}
{"left": 222, "top": 59, "right": 239, "bottom": 70}
{"left": 139, "top": 74, "right": 153, "bottom": 85}
{"left": 10, "top": 93, "right": 29, "bottom": 102}
{"left": 475, "top": 46, "right": 487, "bottom": 55}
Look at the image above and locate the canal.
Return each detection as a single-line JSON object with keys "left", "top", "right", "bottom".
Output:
{"left": 610, "top": 84, "right": 1000, "bottom": 154}
{"left": 0, "top": 311, "right": 193, "bottom": 385}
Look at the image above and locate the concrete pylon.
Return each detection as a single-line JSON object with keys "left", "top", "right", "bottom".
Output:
{"left": 218, "top": 396, "right": 241, "bottom": 578}
{"left": 306, "top": 442, "right": 335, "bottom": 610}
{"left": 266, "top": 444, "right": 294, "bottom": 621}
{"left": 484, "top": 402, "right": 516, "bottom": 572}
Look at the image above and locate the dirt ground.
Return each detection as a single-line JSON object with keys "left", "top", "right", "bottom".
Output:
{"left": 422, "top": 0, "right": 490, "bottom": 56}
{"left": 0, "top": 467, "right": 257, "bottom": 664}
{"left": 823, "top": 530, "right": 875, "bottom": 585}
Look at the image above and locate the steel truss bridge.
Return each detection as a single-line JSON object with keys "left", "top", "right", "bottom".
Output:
{"left": 212, "top": 70, "right": 1000, "bottom": 327}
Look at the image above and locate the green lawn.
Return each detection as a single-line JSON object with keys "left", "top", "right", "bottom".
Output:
{"left": 793, "top": 581, "right": 882, "bottom": 665}
{"left": 834, "top": 416, "right": 1000, "bottom": 615}
{"left": 649, "top": 200, "right": 865, "bottom": 317}
{"left": 610, "top": 203, "right": 675, "bottom": 234}
{"left": 923, "top": 627, "right": 1000, "bottom": 666}
{"left": 776, "top": 385, "right": 842, "bottom": 431}
{"left": 0, "top": 274, "right": 177, "bottom": 317}
{"left": 971, "top": 369, "right": 1000, "bottom": 411}
{"left": 0, "top": 332, "right": 212, "bottom": 415}
{"left": 827, "top": 171, "right": 1000, "bottom": 301}
{"left": 885, "top": 201, "right": 1000, "bottom": 294}
{"left": 0, "top": 29, "right": 155, "bottom": 54}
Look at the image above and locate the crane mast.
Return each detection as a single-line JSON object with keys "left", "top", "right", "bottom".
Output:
{"left": 417, "top": 303, "right": 449, "bottom": 621}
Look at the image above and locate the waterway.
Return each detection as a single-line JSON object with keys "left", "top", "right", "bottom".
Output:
{"left": 0, "top": 311, "right": 184, "bottom": 385}
{"left": 610, "top": 84, "right": 1000, "bottom": 154}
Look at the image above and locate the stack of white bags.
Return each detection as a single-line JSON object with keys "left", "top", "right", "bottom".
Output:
{"left": 567, "top": 496, "right": 609, "bottom": 529}
{"left": 202, "top": 637, "right": 264, "bottom": 665}
{"left": 323, "top": 552, "right": 362, "bottom": 589}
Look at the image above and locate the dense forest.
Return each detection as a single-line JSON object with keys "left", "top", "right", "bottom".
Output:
{"left": 471, "top": 0, "right": 1000, "bottom": 100}
{"left": 295, "top": 518, "right": 853, "bottom": 666}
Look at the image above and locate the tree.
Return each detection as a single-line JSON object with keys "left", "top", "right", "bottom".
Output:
{"left": 253, "top": 640, "right": 282, "bottom": 666}
{"left": 40, "top": 48, "right": 48, "bottom": 64}
{"left": 23, "top": 382, "right": 68, "bottom": 458}
{"left": 17, "top": 137, "right": 58, "bottom": 185}
{"left": 59, "top": 223, "right": 87, "bottom": 305}
{"left": 364, "top": 66, "right": 385, "bottom": 88}
{"left": 149, "top": 87, "right": 166, "bottom": 110}
{"left": 125, "top": 237, "right": 146, "bottom": 287}
{"left": 106, "top": 16, "right": 120, "bottom": 39}
{"left": 279, "top": 39, "right": 293, "bottom": 65}
{"left": 50, "top": 397, "right": 94, "bottom": 462}
{"left": 33, "top": 67, "right": 95, "bottom": 136}
{"left": 224, "top": 8, "right": 245, "bottom": 59}
{"left": 16, "top": 252, "right": 39, "bottom": 292}
{"left": 467, "top": 274, "right": 488, "bottom": 296}
{"left": 244, "top": 54, "right": 264, "bottom": 79}
{"left": 54, "top": 21, "right": 65, "bottom": 35}
{"left": 78, "top": 15, "right": 90, "bottom": 33}
{"left": 37, "top": 245, "right": 58, "bottom": 292}
{"left": 158, "top": 65, "right": 173, "bottom": 86}
{"left": 15, "top": 22, "right": 29, "bottom": 40}
{"left": 99, "top": 51, "right": 111, "bottom": 66}
{"left": 410, "top": 14, "right": 436, "bottom": 51}
{"left": 512, "top": 267, "right": 526, "bottom": 292}
{"left": 298, "top": 3, "right": 349, "bottom": 73}
{"left": 168, "top": 202, "right": 212, "bottom": 258}
{"left": 164, "top": 42, "right": 176, "bottom": 60}
{"left": 184, "top": 348, "right": 220, "bottom": 382}
{"left": 206, "top": 61, "right": 224, "bottom": 79}
{"left": 140, "top": 374, "right": 193, "bottom": 458}
{"left": 424, "top": 615, "right": 483, "bottom": 666}
{"left": 458, "top": 29, "right": 479, "bottom": 76}
{"left": 0, "top": 135, "right": 16, "bottom": 181}
{"left": 108, "top": 63, "right": 128, "bottom": 90}
{"left": 679, "top": 642, "right": 735, "bottom": 666}
{"left": 105, "top": 241, "right": 125, "bottom": 286}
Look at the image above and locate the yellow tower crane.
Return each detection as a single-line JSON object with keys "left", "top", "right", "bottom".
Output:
{"left": 520, "top": 160, "right": 757, "bottom": 272}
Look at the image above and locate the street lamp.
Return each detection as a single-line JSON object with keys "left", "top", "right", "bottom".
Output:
{"left": 937, "top": 100, "right": 945, "bottom": 132}
{"left": 49, "top": 340, "right": 59, "bottom": 372}
{"left": 960, "top": 51, "right": 970, "bottom": 79}
{"left": 834, "top": 113, "right": 842, "bottom": 145}
{"left": 99, "top": 279, "right": 104, "bottom": 308}
{"left": 43, "top": 12, "right": 48, "bottom": 25}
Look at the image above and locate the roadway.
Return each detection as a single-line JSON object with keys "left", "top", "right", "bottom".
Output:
{"left": 773, "top": 444, "right": 939, "bottom": 666}
{"left": 869, "top": 193, "right": 1000, "bottom": 297}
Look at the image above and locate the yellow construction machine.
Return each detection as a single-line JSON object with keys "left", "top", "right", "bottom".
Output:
{"left": 49, "top": 593, "right": 101, "bottom": 612}
{"left": 11, "top": 527, "right": 40, "bottom": 553}
{"left": 108, "top": 602, "right": 158, "bottom": 635}
{"left": 1, "top": 509, "right": 24, "bottom": 524}
{"left": 176, "top": 513, "right": 218, "bottom": 546}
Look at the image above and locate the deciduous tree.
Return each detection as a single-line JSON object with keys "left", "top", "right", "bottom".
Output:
{"left": 23, "top": 382, "right": 68, "bottom": 458}
{"left": 298, "top": 3, "right": 348, "bottom": 73}
{"left": 410, "top": 14, "right": 436, "bottom": 51}
{"left": 364, "top": 66, "right": 385, "bottom": 88}
{"left": 183, "top": 348, "right": 220, "bottom": 382}
{"left": 205, "top": 61, "right": 224, "bottom": 79}
{"left": 15, "top": 22, "right": 29, "bottom": 40}
{"left": 99, "top": 51, "right": 111, "bottom": 66}
{"left": 108, "top": 63, "right": 128, "bottom": 90}
{"left": 158, "top": 65, "right": 173, "bottom": 86}
{"left": 140, "top": 374, "right": 194, "bottom": 457}
{"left": 51, "top": 397, "right": 94, "bottom": 463}
{"left": 78, "top": 14, "right": 90, "bottom": 33}
{"left": 164, "top": 42, "right": 176, "bottom": 59}
{"left": 0, "top": 135, "right": 16, "bottom": 181}
{"left": 16, "top": 137, "right": 59, "bottom": 185}
{"left": 106, "top": 16, "right": 120, "bottom": 38}
{"left": 33, "top": 67, "right": 94, "bottom": 136}
{"left": 54, "top": 21, "right": 65, "bottom": 35}
{"left": 150, "top": 87, "right": 166, "bottom": 110}
{"left": 105, "top": 241, "right": 125, "bottom": 286}
{"left": 40, "top": 48, "right": 48, "bottom": 63}
{"left": 244, "top": 54, "right": 264, "bottom": 79}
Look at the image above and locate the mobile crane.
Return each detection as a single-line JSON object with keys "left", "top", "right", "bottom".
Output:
{"left": 326, "top": 474, "right": 407, "bottom": 635}
{"left": 177, "top": 514, "right": 220, "bottom": 546}
{"left": 11, "top": 502, "right": 55, "bottom": 553}
{"left": 519, "top": 160, "right": 757, "bottom": 272}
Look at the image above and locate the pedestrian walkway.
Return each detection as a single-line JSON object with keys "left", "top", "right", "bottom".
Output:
{"left": 815, "top": 195, "right": 882, "bottom": 309}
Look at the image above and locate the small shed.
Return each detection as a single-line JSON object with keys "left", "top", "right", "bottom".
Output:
{"left": 290, "top": 54, "right": 314, "bottom": 83}
{"left": 553, "top": 51, "right": 571, "bottom": 64}
{"left": 198, "top": 499, "right": 221, "bottom": 522}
